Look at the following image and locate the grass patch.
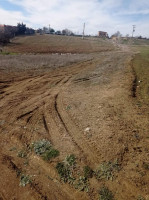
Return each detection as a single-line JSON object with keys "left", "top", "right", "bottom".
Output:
{"left": 99, "top": 187, "right": 115, "bottom": 200}
{"left": 32, "top": 139, "right": 59, "bottom": 161}
{"left": 132, "top": 46, "right": 149, "bottom": 108}
{"left": 95, "top": 160, "right": 120, "bottom": 181}
{"left": 0, "top": 51, "right": 17, "bottom": 55}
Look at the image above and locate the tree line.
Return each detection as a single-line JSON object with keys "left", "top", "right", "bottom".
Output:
{"left": 0, "top": 23, "right": 35, "bottom": 44}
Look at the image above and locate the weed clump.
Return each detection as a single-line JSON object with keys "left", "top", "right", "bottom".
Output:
{"left": 99, "top": 187, "right": 114, "bottom": 200}
{"left": 19, "top": 174, "right": 31, "bottom": 187}
{"left": 56, "top": 154, "right": 76, "bottom": 184}
{"left": 95, "top": 160, "right": 120, "bottom": 181}
{"left": 142, "top": 162, "right": 149, "bottom": 170}
{"left": 17, "top": 150, "right": 27, "bottom": 158}
{"left": 56, "top": 162, "right": 75, "bottom": 184}
{"left": 83, "top": 166, "right": 93, "bottom": 179}
{"left": 32, "top": 139, "right": 59, "bottom": 161}
{"left": 74, "top": 176, "right": 89, "bottom": 192}
{"left": 137, "top": 195, "right": 145, "bottom": 200}
{"left": 65, "top": 154, "right": 76, "bottom": 167}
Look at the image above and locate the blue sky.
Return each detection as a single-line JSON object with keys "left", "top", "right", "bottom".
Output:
{"left": 0, "top": 0, "right": 149, "bottom": 37}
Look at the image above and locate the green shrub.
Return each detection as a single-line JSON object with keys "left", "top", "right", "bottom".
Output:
{"left": 99, "top": 187, "right": 114, "bottom": 200}
{"left": 83, "top": 166, "right": 93, "bottom": 179}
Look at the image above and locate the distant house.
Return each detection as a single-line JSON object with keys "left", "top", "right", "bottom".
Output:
{"left": 98, "top": 31, "right": 108, "bottom": 38}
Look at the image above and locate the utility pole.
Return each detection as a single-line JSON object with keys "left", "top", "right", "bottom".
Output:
{"left": 132, "top": 25, "right": 136, "bottom": 38}
{"left": 82, "top": 23, "right": 85, "bottom": 39}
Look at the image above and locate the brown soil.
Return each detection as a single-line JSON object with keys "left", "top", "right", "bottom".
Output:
{"left": 0, "top": 47, "right": 149, "bottom": 200}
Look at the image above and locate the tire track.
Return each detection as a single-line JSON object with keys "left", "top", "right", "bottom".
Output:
{"left": 55, "top": 93, "right": 101, "bottom": 166}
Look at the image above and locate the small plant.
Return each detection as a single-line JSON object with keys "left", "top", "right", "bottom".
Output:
{"left": 137, "top": 195, "right": 145, "bottom": 200}
{"left": 75, "top": 176, "right": 89, "bottom": 192}
{"left": 95, "top": 160, "right": 120, "bottom": 181}
{"left": 32, "top": 139, "right": 59, "bottom": 161}
{"left": 66, "top": 105, "right": 71, "bottom": 110}
{"left": 142, "top": 162, "right": 149, "bottom": 170}
{"left": 56, "top": 162, "right": 75, "bottom": 183}
{"left": 65, "top": 154, "right": 76, "bottom": 167}
{"left": 83, "top": 166, "right": 93, "bottom": 179}
{"left": 99, "top": 187, "right": 114, "bottom": 200}
{"left": 19, "top": 174, "right": 31, "bottom": 187}
{"left": 17, "top": 150, "right": 27, "bottom": 158}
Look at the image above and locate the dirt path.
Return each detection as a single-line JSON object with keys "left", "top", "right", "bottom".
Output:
{"left": 0, "top": 49, "right": 149, "bottom": 200}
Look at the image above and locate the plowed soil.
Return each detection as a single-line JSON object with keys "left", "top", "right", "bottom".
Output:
{"left": 0, "top": 39, "right": 149, "bottom": 200}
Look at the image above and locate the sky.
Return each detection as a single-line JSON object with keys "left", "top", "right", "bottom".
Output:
{"left": 0, "top": 0, "right": 149, "bottom": 37}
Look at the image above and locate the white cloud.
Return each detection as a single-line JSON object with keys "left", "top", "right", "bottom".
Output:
{"left": 1, "top": 0, "right": 149, "bottom": 37}
{"left": 0, "top": 8, "right": 26, "bottom": 25}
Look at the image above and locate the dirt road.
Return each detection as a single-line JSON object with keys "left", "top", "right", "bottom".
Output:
{"left": 0, "top": 49, "right": 149, "bottom": 200}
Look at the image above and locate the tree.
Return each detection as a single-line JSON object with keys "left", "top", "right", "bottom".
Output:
{"left": 49, "top": 28, "right": 55, "bottom": 34}
{"left": 25, "top": 28, "right": 35, "bottom": 35}
{"left": 0, "top": 25, "right": 17, "bottom": 44}
{"left": 16, "top": 23, "right": 26, "bottom": 35}
{"left": 62, "top": 29, "right": 74, "bottom": 36}
{"left": 111, "top": 31, "right": 122, "bottom": 38}
{"left": 55, "top": 30, "right": 61, "bottom": 35}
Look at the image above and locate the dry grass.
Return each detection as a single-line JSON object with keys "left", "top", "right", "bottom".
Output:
{"left": 4, "top": 34, "right": 114, "bottom": 54}
{"left": 0, "top": 53, "right": 92, "bottom": 81}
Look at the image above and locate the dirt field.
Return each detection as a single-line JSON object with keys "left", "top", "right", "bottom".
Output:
{"left": 0, "top": 35, "right": 149, "bottom": 200}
